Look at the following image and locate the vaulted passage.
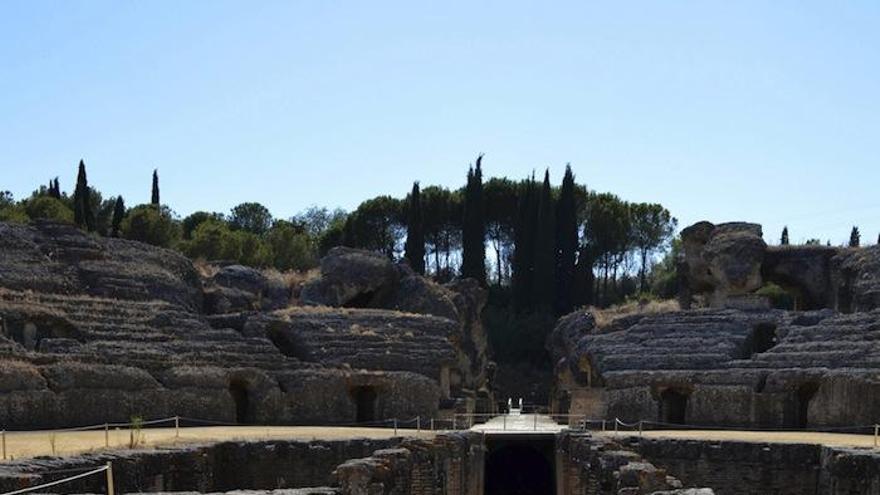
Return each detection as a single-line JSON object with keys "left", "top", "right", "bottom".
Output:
{"left": 659, "top": 389, "right": 689, "bottom": 425}
{"left": 796, "top": 382, "right": 820, "bottom": 428}
{"left": 352, "top": 386, "right": 378, "bottom": 423}
{"left": 485, "top": 436, "right": 555, "bottom": 495}
{"left": 229, "top": 379, "right": 252, "bottom": 424}
{"left": 741, "top": 322, "right": 778, "bottom": 357}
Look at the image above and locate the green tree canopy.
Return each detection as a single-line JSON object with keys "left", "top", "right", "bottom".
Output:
{"left": 24, "top": 196, "right": 74, "bottom": 223}
{"left": 120, "top": 205, "right": 180, "bottom": 248}
{"left": 229, "top": 202, "right": 273, "bottom": 235}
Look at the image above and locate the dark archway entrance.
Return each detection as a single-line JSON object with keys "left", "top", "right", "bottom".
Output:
{"left": 659, "top": 389, "right": 689, "bottom": 425}
{"left": 352, "top": 386, "right": 378, "bottom": 423}
{"left": 796, "top": 382, "right": 819, "bottom": 428}
{"left": 485, "top": 436, "right": 555, "bottom": 495}
{"left": 229, "top": 379, "right": 252, "bottom": 424}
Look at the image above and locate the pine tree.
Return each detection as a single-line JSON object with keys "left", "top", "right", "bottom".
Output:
{"left": 781, "top": 226, "right": 789, "bottom": 245}
{"left": 512, "top": 175, "right": 537, "bottom": 312}
{"left": 73, "top": 160, "right": 94, "bottom": 231}
{"left": 151, "top": 169, "right": 160, "bottom": 205}
{"left": 555, "top": 165, "right": 578, "bottom": 314}
{"left": 849, "top": 226, "right": 861, "bottom": 247}
{"left": 404, "top": 182, "right": 426, "bottom": 274}
{"left": 532, "top": 169, "right": 556, "bottom": 311}
{"left": 461, "top": 154, "right": 486, "bottom": 283}
{"left": 111, "top": 196, "right": 126, "bottom": 237}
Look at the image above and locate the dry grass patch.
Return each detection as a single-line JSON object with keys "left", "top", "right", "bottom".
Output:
{"left": 589, "top": 299, "right": 679, "bottom": 328}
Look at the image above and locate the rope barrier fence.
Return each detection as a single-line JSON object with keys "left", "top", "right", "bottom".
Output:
{"left": 0, "top": 414, "right": 453, "bottom": 461}
{"left": 2, "top": 412, "right": 877, "bottom": 462}
{"left": 0, "top": 463, "right": 112, "bottom": 495}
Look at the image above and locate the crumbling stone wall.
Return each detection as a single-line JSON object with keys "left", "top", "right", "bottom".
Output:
{"left": 548, "top": 306, "right": 880, "bottom": 429}
{"left": 557, "top": 432, "right": 710, "bottom": 494}
{"left": 679, "top": 221, "right": 880, "bottom": 312}
{"left": 0, "top": 222, "right": 481, "bottom": 428}
{"left": 630, "top": 437, "right": 880, "bottom": 495}
{"left": 333, "top": 432, "right": 484, "bottom": 495}
{"left": 0, "top": 438, "right": 398, "bottom": 494}
{"left": 631, "top": 438, "right": 819, "bottom": 495}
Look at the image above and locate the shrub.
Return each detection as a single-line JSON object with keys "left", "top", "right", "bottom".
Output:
{"left": 24, "top": 196, "right": 74, "bottom": 223}
{"left": 121, "top": 205, "right": 180, "bottom": 248}
{"left": 756, "top": 282, "right": 795, "bottom": 310}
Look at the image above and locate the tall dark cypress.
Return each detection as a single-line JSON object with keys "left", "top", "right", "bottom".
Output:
{"left": 461, "top": 154, "right": 486, "bottom": 283}
{"left": 73, "top": 160, "right": 94, "bottom": 231}
{"left": 555, "top": 165, "right": 578, "bottom": 314}
{"left": 849, "top": 226, "right": 861, "bottom": 247}
{"left": 111, "top": 196, "right": 126, "bottom": 237}
{"left": 52, "top": 178, "right": 61, "bottom": 199}
{"left": 151, "top": 169, "right": 160, "bottom": 205}
{"left": 781, "top": 227, "right": 789, "bottom": 245}
{"left": 404, "top": 182, "right": 426, "bottom": 274}
{"left": 512, "top": 175, "right": 537, "bottom": 312}
{"left": 532, "top": 169, "right": 556, "bottom": 311}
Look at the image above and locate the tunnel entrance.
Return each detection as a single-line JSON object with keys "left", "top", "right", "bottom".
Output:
{"left": 740, "top": 323, "right": 778, "bottom": 358}
{"left": 796, "top": 382, "right": 819, "bottom": 428}
{"left": 485, "top": 435, "right": 555, "bottom": 495}
{"left": 351, "top": 386, "right": 378, "bottom": 423}
{"left": 659, "top": 389, "right": 689, "bottom": 425}
{"left": 228, "top": 379, "right": 252, "bottom": 424}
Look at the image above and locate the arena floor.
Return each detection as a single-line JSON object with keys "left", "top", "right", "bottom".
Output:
{"left": 1, "top": 423, "right": 876, "bottom": 461}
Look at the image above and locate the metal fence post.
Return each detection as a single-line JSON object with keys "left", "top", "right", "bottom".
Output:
{"left": 503, "top": 415, "right": 507, "bottom": 431}
{"left": 104, "top": 423, "right": 109, "bottom": 447}
{"left": 533, "top": 414, "right": 537, "bottom": 431}
{"left": 416, "top": 416, "right": 421, "bottom": 432}
{"left": 639, "top": 420, "right": 643, "bottom": 438}
{"left": 430, "top": 418, "right": 435, "bottom": 431}
{"left": 175, "top": 416, "right": 180, "bottom": 439}
{"left": 614, "top": 418, "right": 619, "bottom": 435}
{"left": 105, "top": 462, "right": 115, "bottom": 495}
{"left": 2, "top": 429, "right": 6, "bottom": 460}
{"left": 393, "top": 418, "right": 398, "bottom": 436}
{"left": 875, "top": 425, "right": 878, "bottom": 448}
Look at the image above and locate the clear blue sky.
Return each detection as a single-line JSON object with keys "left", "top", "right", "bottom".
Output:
{"left": 2, "top": 1, "right": 878, "bottom": 245}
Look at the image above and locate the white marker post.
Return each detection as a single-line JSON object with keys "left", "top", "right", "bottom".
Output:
{"left": 105, "top": 462, "right": 115, "bottom": 495}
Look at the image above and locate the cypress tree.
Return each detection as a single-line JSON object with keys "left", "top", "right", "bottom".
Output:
{"left": 111, "top": 196, "right": 126, "bottom": 237}
{"left": 512, "top": 175, "right": 537, "bottom": 312}
{"left": 849, "top": 226, "right": 861, "bottom": 247}
{"left": 73, "top": 160, "right": 94, "bottom": 231}
{"left": 532, "top": 169, "right": 556, "bottom": 311}
{"left": 555, "top": 165, "right": 577, "bottom": 314}
{"left": 151, "top": 169, "right": 160, "bottom": 205}
{"left": 404, "top": 182, "right": 426, "bottom": 274}
{"left": 461, "top": 154, "right": 486, "bottom": 283}
{"left": 781, "top": 226, "right": 789, "bottom": 245}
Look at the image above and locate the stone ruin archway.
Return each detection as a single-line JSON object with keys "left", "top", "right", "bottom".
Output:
{"left": 350, "top": 386, "right": 378, "bottom": 423}
{"left": 658, "top": 388, "right": 690, "bottom": 425}
{"left": 228, "top": 378, "right": 253, "bottom": 424}
{"left": 795, "top": 382, "right": 820, "bottom": 429}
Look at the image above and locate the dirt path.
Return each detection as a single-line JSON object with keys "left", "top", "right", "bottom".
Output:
{"left": 600, "top": 429, "right": 879, "bottom": 449}
{"left": 0, "top": 426, "right": 437, "bottom": 461}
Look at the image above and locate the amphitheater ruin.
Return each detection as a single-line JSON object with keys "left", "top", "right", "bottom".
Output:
{"left": 2, "top": 220, "right": 880, "bottom": 494}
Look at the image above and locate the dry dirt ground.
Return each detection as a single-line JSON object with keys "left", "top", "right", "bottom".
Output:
{"left": 0, "top": 426, "right": 438, "bottom": 461}
{"left": 601, "top": 429, "right": 879, "bottom": 449}
{"left": 2, "top": 425, "right": 877, "bottom": 462}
